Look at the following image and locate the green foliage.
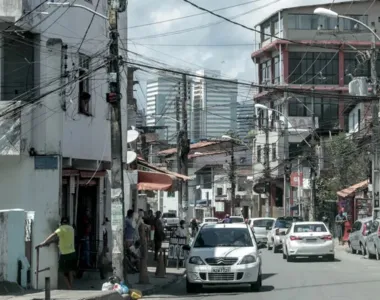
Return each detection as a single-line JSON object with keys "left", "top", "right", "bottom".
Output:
{"left": 315, "top": 133, "right": 369, "bottom": 215}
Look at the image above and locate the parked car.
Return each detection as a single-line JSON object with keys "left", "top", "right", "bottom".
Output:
{"left": 183, "top": 223, "right": 265, "bottom": 293}
{"left": 348, "top": 216, "right": 372, "bottom": 255}
{"left": 282, "top": 221, "right": 334, "bottom": 262}
{"left": 200, "top": 217, "right": 219, "bottom": 226}
{"left": 229, "top": 216, "right": 245, "bottom": 223}
{"left": 363, "top": 218, "right": 380, "bottom": 259}
{"left": 267, "top": 217, "right": 292, "bottom": 253}
{"left": 248, "top": 217, "right": 275, "bottom": 245}
{"left": 162, "top": 212, "right": 179, "bottom": 231}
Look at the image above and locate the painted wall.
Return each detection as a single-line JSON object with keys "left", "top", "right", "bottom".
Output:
{"left": 0, "top": 156, "right": 60, "bottom": 289}
{"left": 0, "top": 209, "right": 26, "bottom": 285}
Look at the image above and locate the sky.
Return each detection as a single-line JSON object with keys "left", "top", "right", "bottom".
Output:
{"left": 127, "top": 0, "right": 353, "bottom": 108}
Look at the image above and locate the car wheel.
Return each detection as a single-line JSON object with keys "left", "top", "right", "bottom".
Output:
{"left": 360, "top": 243, "right": 366, "bottom": 256}
{"left": 376, "top": 246, "right": 380, "bottom": 261}
{"left": 250, "top": 271, "right": 262, "bottom": 292}
{"left": 186, "top": 279, "right": 201, "bottom": 294}
{"left": 282, "top": 251, "right": 287, "bottom": 259}
{"left": 273, "top": 245, "right": 279, "bottom": 253}
{"left": 267, "top": 243, "right": 272, "bottom": 250}
{"left": 349, "top": 242, "right": 356, "bottom": 254}
{"left": 287, "top": 255, "right": 294, "bottom": 262}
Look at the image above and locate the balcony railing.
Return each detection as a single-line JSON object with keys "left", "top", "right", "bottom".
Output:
{"left": 0, "top": 101, "right": 22, "bottom": 155}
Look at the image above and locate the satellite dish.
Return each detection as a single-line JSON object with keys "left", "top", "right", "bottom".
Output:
{"left": 126, "top": 151, "right": 137, "bottom": 164}
{"left": 127, "top": 129, "right": 139, "bottom": 143}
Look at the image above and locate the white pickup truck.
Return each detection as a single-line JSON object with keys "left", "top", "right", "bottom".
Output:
{"left": 162, "top": 212, "right": 179, "bottom": 231}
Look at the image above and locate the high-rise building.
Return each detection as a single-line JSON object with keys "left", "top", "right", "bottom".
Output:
{"left": 191, "top": 70, "right": 238, "bottom": 141}
{"left": 237, "top": 101, "right": 255, "bottom": 141}
{"left": 146, "top": 76, "right": 192, "bottom": 142}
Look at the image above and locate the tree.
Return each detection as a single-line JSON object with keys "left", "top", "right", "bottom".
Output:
{"left": 315, "top": 134, "right": 370, "bottom": 216}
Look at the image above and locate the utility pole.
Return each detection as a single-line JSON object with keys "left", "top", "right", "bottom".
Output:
{"left": 283, "top": 93, "right": 290, "bottom": 216}
{"left": 264, "top": 113, "right": 271, "bottom": 217}
{"left": 180, "top": 74, "right": 190, "bottom": 222}
{"left": 229, "top": 143, "right": 236, "bottom": 215}
{"left": 297, "top": 156, "right": 302, "bottom": 218}
{"left": 370, "top": 22, "right": 380, "bottom": 220}
{"left": 107, "top": 0, "right": 127, "bottom": 283}
{"left": 309, "top": 87, "right": 317, "bottom": 221}
{"left": 176, "top": 84, "right": 183, "bottom": 219}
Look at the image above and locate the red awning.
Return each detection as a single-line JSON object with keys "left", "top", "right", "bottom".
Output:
{"left": 337, "top": 180, "right": 368, "bottom": 198}
{"left": 137, "top": 171, "right": 173, "bottom": 191}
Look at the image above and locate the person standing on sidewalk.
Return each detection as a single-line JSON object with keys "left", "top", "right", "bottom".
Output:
{"left": 154, "top": 211, "right": 165, "bottom": 261}
{"left": 36, "top": 217, "right": 76, "bottom": 289}
{"left": 335, "top": 210, "right": 347, "bottom": 245}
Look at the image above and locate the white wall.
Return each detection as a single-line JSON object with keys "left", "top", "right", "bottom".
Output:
{"left": 0, "top": 156, "right": 60, "bottom": 289}
{"left": 161, "top": 191, "right": 178, "bottom": 214}
{"left": 348, "top": 103, "right": 364, "bottom": 134}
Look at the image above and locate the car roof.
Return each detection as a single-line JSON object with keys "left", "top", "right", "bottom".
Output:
{"left": 202, "top": 223, "right": 249, "bottom": 229}
{"left": 357, "top": 217, "right": 373, "bottom": 222}
{"left": 230, "top": 216, "right": 244, "bottom": 218}
{"left": 292, "top": 221, "right": 326, "bottom": 225}
{"left": 249, "top": 217, "right": 275, "bottom": 221}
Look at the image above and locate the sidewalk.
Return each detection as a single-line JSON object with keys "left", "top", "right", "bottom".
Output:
{"left": 1, "top": 249, "right": 185, "bottom": 300}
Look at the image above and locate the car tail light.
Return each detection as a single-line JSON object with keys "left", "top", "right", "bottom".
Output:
{"left": 321, "top": 235, "right": 332, "bottom": 240}
{"left": 290, "top": 235, "right": 302, "bottom": 241}
{"left": 362, "top": 223, "right": 367, "bottom": 236}
{"left": 377, "top": 225, "right": 380, "bottom": 238}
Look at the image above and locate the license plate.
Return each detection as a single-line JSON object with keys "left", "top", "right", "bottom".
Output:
{"left": 306, "top": 239, "right": 317, "bottom": 243}
{"left": 211, "top": 267, "right": 231, "bottom": 273}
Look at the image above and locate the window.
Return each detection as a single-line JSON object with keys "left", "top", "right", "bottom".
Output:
{"left": 261, "top": 21, "right": 271, "bottom": 41}
{"left": 274, "top": 219, "right": 292, "bottom": 229}
{"left": 260, "top": 60, "right": 271, "bottom": 84}
{"left": 273, "top": 17, "right": 279, "bottom": 35}
{"left": 193, "top": 227, "right": 253, "bottom": 248}
{"left": 344, "top": 52, "right": 370, "bottom": 84}
{"left": 167, "top": 191, "right": 175, "bottom": 197}
{"left": 253, "top": 219, "right": 274, "bottom": 228}
{"left": 357, "top": 109, "right": 361, "bottom": 131}
{"left": 287, "top": 14, "right": 345, "bottom": 30}
{"left": 78, "top": 53, "right": 91, "bottom": 115}
{"left": 257, "top": 145, "right": 262, "bottom": 163}
{"left": 271, "top": 143, "right": 276, "bottom": 161}
{"left": 294, "top": 223, "right": 327, "bottom": 232}
{"left": 288, "top": 52, "right": 339, "bottom": 85}
{"left": 343, "top": 15, "right": 368, "bottom": 30}
{"left": 273, "top": 56, "right": 280, "bottom": 83}
{"left": 314, "top": 97, "right": 339, "bottom": 129}
{"left": 216, "top": 187, "right": 223, "bottom": 196}
{"left": 289, "top": 143, "right": 302, "bottom": 159}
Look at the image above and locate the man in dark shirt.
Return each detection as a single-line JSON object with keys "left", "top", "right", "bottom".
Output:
{"left": 154, "top": 211, "right": 165, "bottom": 261}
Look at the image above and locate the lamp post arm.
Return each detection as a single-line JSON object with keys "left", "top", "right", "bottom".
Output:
{"left": 47, "top": 2, "right": 108, "bottom": 20}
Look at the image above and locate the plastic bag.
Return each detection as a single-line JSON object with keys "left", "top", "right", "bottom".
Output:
{"left": 130, "top": 289, "right": 142, "bottom": 300}
{"left": 113, "top": 283, "right": 123, "bottom": 294}
{"left": 120, "top": 283, "right": 129, "bottom": 294}
{"left": 101, "top": 282, "right": 113, "bottom": 291}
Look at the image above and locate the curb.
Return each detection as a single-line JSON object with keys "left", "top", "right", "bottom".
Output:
{"left": 141, "top": 272, "right": 185, "bottom": 296}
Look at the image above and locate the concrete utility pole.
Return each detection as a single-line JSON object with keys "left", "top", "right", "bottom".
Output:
{"left": 297, "top": 156, "right": 302, "bottom": 218}
{"left": 229, "top": 143, "right": 236, "bottom": 215}
{"left": 176, "top": 87, "right": 183, "bottom": 219}
{"left": 309, "top": 87, "right": 317, "bottom": 221}
{"left": 370, "top": 22, "right": 380, "bottom": 220}
{"left": 264, "top": 113, "right": 271, "bottom": 217}
{"left": 282, "top": 93, "right": 290, "bottom": 216}
{"left": 180, "top": 74, "right": 190, "bottom": 222}
{"left": 107, "top": 0, "right": 127, "bottom": 282}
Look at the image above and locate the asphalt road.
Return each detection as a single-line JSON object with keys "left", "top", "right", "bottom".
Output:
{"left": 145, "top": 247, "right": 380, "bottom": 300}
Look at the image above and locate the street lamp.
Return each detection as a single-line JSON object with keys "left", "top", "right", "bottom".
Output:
{"left": 314, "top": 8, "right": 380, "bottom": 41}
{"left": 47, "top": 2, "right": 109, "bottom": 20}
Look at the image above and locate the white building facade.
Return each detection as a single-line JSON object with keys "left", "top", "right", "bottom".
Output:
{"left": 0, "top": 0, "right": 133, "bottom": 289}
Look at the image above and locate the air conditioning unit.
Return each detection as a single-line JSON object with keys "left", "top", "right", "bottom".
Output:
{"left": 349, "top": 77, "right": 368, "bottom": 96}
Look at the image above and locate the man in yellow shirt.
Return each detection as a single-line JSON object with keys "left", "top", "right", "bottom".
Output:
{"left": 37, "top": 217, "right": 76, "bottom": 289}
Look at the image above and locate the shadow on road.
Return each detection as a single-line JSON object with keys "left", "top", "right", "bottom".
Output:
{"left": 289, "top": 257, "right": 341, "bottom": 263}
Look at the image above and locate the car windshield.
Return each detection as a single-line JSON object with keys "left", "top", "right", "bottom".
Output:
{"left": 275, "top": 219, "right": 292, "bottom": 229}
{"left": 162, "top": 213, "right": 176, "bottom": 218}
{"left": 193, "top": 227, "right": 253, "bottom": 248}
{"left": 254, "top": 219, "right": 274, "bottom": 227}
{"left": 294, "top": 223, "right": 327, "bottom": 233}
{"left": 229, "top": 217, "right": 244, "bottom": 223}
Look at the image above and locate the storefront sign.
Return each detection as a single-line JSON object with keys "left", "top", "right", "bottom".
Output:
{"left": 290, "top": 172, "right": 303, "bottom": 187}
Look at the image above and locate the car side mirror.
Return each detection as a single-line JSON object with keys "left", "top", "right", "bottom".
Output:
{"left": 280, "top": 231, "right": 286, "bottom": 236}
{"left": 266, "top": 226, "right": 272, "bottom": 230}
{"left": 182, "top": 244, "right": 191, "bottom": 251}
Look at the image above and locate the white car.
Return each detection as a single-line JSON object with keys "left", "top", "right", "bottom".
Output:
{"left": 183, "top": 223, "right": 265, "bottom": 293}
{"left": 267, "top": 218, "right": 292, "bottom": 253}
{"left": 200, "top": 217, "right": 219, "bottom": 227}
{"left": 282, "top": 221, "right": 334, "bottom": 262}
{"left": 249, "top": 217, "right": 275, "bottom": 245}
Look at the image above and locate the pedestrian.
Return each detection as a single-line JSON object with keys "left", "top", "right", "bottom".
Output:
{"left": 153, "top": 211, "right": 165, "bottom": 261}
{"left": 144, "top": 209, "right": 155, "bottom": 249}
{"left": 175, "top": 220, "right": 187, "bottom": 238}
{"left": 190, "top": 218, "right": 198, "bottom": 237}
{"left": 36, "top": 217, "right": 76, "bottom": 289}
{"left": 125, "top": 209, "right": 135, "bottom": 248}
{"left": 223, "top": 214, "right": 231, "bottom": 223}
{"left": 335, "top": 210, "right": 347, "bottom": 245}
